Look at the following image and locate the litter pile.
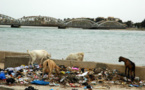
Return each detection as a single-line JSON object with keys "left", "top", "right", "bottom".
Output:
{"left": 0, "top": 64, "right": 145, "bottom": 89}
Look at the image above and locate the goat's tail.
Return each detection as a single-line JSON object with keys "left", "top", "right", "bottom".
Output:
{"left": 46, "top": 60, "right": 49, "bottom": 66}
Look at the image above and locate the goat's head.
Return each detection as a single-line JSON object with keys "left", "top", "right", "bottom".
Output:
{"left": 119, "top": 56, "right": 124, "bottom": 62}
{"left": 47, "top": 53, "right": 51, "bottom": 59}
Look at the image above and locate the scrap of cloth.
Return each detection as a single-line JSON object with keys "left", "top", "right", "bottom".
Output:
{"left": 72, "top": 67, "right": 79, "bottom": 70}
{"left": 31, "top": 80, "right": 49, "bottom": 85}
{"left": 0, "top": 72, "right": 6, "bottom": 80}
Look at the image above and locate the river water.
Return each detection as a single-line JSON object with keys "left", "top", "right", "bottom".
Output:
{"left": 0, "top": 26, "right": 145, "bottom": 66}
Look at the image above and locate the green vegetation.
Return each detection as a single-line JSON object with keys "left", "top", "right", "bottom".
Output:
{"left": 141, "top": 19, "right": 145, "bottom": 28}
{"left": 125, "top": 19, "right": 145, "bottom": 29}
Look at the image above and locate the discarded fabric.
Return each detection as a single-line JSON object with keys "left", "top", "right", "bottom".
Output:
{"left": 0, "top": 72, "right": 6, "bottom": 80}
{"left": 31, "top": 80, "right": 49, "bottom": 85}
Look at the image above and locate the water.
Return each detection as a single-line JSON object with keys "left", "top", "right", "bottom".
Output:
{"left": 0, "top": 26, "right": 145, "bottom": 66}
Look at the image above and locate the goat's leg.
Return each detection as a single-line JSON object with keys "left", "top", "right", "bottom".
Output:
{"left": 130, "top": 70, "right": 134, "bottom": 81}
{"left": 133, "top": 70, "right": 135, "bottom": 79}
{"left": 125, "top": 67, "right": 127, "bottom": 76}
{"left": 40, "top": 58, "right": 44, "bottom": 65}
{"left": 48, "top": 65, "right": 52, "bottom": 79}
{"left": 31, "top": 60, "right": 35, "bottom": 67}
{"left": 28, "top": 60, "right": 31, "bottom": 66}
{"left": 127, "top": 68, "right": 130, "bottom": 78}
{"left": 48, "top": 70, "right": 52, "bottom": 79}
{"left": 55, "top": 67, "right": 59, "bottom": 75}
{"left": 131, "top": 70, "right": 135, "bottom": 82}
{"left": 42, "top": 68, "right": 45, "bottom": 78}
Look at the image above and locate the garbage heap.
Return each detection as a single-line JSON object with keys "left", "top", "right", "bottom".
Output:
{"left": 0, "top": 64, "right": 145, "bottom": 89}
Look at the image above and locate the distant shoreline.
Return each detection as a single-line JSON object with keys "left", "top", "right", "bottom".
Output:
{"left": 0, "top": 25, "right": 145, "bottom": 31}
{"left": 123, "top": 28, "right": 145, "bottom": 31}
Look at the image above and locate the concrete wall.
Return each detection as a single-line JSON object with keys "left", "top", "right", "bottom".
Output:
{"left": 4, "top": 56, "right": 30, "bottom": 68}
{"left": 0, "top": 51, "right": 29, "bottom": 62}
{"left": 54, "top": 60, "right": 145, "bottom": 80}
{"left": 1, "top": 51, "right": 145, "bottom": 80}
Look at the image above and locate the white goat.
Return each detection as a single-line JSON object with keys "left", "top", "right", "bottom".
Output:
{"left": 27, "top": 50, "right": 51, "bottom": 66}
{"left": 66, "top": 52, "right": 84, "bottom": 61}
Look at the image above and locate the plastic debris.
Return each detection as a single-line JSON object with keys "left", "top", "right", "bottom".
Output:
{"left": 31, "top": 80, "right": 49, "bottom": 85}
{"left": 77, "top": 72, "right": 88, "bottom": 77}
{"left": 25, "top": 86, "right": 37, "bottom": 90}
{"left": 0, "top": 64, "right": 143, "bottom": 89}
{"left": 129, "top": 84, "right": 139, "bottom": 87}
{"left": 0, "top": 72, "right": 6, "bottom": 80}
{"left": 6, "top": 78, "right": 15, "bottom": 85}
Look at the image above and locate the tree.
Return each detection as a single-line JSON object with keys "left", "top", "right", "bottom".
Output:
{"left": 134, "top": 23, "right": 141, "bottom": 28}
{"left": 118, "top": 20, "right": 123, "bottom": 23}
{"left": 141, "top": 19, "right": 145, "bottom": 27}
{"left": 125, "top": 21, "right": 133, "bottom": 27}
{"left": 95, "top": 17, "right": 105, "bottom": 22}
{"left": 86, "top": 18, "right": 94, "bottom": 22}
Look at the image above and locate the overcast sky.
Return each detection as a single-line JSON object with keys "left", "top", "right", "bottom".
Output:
{"left": 0, "top": 0, "right": 145, "bottom": 22}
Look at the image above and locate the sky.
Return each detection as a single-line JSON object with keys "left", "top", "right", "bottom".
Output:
{"left": 0, "top": 0, "right": 145, "bottom": 23}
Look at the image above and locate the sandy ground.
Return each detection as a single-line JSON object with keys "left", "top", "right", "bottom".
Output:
{"left": 0, "top": 84, "right": 144, "bottom": 90}
{"left": 0, "top": 63, "right": 4, "bottom": 69}
{"left": 0, "top": 63, "right": 145, "bottom": 90}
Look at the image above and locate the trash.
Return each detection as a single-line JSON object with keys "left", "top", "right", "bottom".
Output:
{"left": 129, "top": 84, "right": 139, "bottom": 87}
{"left": 66, "top": 71, "right": 71, "bottom": 74}
{"left": 60, "top": 71, "right": 65, "bottom": 74}
{"left": 94, "top": 86, "right": 108, "bottom": 89}
{"left": 2, "top": 64, "right": 144, "bottom": 89}
{"left": 91, "top": 81, "right": 96, "bottom": 85}
{"left": 123, "top": 77, "right": 127, "bottom": 81}
{"left": 81, "top": 68, "right": 85, "bottom": 73}
{"left": 98, "top": 80, "right": 103, "bottom": 84}
{"left": 113, "top": 69, "right": 118, "bottom": 74}
{"left": 60, "top": 76, "right": 66, "bottom": 83}
{"left": 69, "top": 83, "right": 81, "bottom": 87}
{"left": 135, "top": 77, "right": 140, "bottom": 81}
{"left": 72, "top": 67, "right": 79, "bottom": 71}
{"left": 82, "top": 82, "right": 88, "bottom": 86}
{"left": 25, "top": 86, "right": 37, "bottom": 90}
{"left": 139, "top": 80, "right": 145, "bottom": 86}
{"left": 50, "top": 89, "right": 54, "bottom": 90}
{"left": 31, "top": 80, "right": 49, "bottom": 85}
{"left": 109, "top": 81, "right": 114, "bottom": 84}
{"left": 49, "top": 82, "right": 60, "bottom": 86}
{"left": 43, "top": 74, "right": 48, "bottom": 79}
{"left": 102, "top": 85, "right": 110, "bottom": 89}
{"left": 114, "top": 80, "right": 121, "bottom": 85}
{"left": 67, "top": 74, "right": 79, "bottom": 83}
{"left": 6, "top": 78, "right": 15, "bottom": 85}
{"left": 24, "top": 80, "right": 29, "bottom": 84}
{"left": 85, "top": 85, "right": 92, "bottom": 90}
{"left": 0, "top": 72, "right": 6, "bottom": 80}
{"left": 72, "top": 89, "right": 78, "bottom": 90}
{"left": 77, "top": 72, "right": 88, "bottom": 77}
{"left": 122, "top": 82, "right": 126, "bottom": 85}
{"left": 14, "top": 67, "right": 22, "bottom": 72}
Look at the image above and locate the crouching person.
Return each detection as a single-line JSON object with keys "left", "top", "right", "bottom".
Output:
{"left": 42, "top": 59, "right": 60, "bottom": 79}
